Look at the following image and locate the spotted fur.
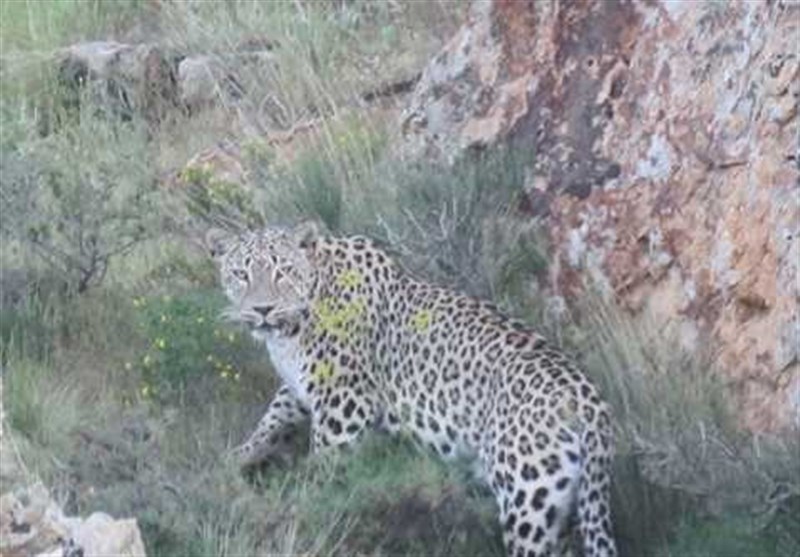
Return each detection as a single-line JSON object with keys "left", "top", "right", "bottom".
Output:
{"left": 209, "top": 223, "right": 617, "bottom": 557}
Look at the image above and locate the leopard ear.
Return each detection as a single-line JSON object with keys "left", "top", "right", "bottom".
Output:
{"left": 292, "top": 220, "right": 320, "bottom": 250}
{"left": 205, "top": 227, "right": 234, "bottom": 260}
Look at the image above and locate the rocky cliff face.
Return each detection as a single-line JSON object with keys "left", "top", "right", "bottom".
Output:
{"left": 402, "top": 0, "right": 799, "bottom": 431}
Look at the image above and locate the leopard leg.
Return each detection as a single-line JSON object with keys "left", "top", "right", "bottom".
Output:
{"left": 489, "top": 406, "right": 583, "bottom": 557}
{"left": 232, "top": 384, "right": 309, "bottom": 467}
{"left": 307, "top": 372, "right": 380, "bottom": 453}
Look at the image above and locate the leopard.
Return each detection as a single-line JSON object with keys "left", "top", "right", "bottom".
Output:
{"left": 208, "top": 222, "right": 617, "bottom": 557}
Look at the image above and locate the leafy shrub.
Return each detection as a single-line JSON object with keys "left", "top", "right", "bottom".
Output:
{"left": 0, "top": 114, "right": 160, "bottom": 293}
{"left": 180, "top": 163, "right": 264, "bottom": 230}
{"left": 132, "top": 289, "right": 266, "bottom": 404}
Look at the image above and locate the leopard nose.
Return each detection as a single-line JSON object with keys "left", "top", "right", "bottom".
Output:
{"left": 253, "top": 305, "right": 274, "bottom": 317}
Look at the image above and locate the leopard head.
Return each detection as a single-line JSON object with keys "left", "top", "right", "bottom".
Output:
{"left": 206, "top": 222, "right": 319, "bottom": 335}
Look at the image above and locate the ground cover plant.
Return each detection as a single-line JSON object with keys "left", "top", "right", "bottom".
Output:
{"left": 1, "top": 2, "right": 798, "bottom": 556}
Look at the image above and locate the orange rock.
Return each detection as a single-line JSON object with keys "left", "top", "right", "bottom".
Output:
{"left": 402, "top": 0, "right": 800, "bottom": 431}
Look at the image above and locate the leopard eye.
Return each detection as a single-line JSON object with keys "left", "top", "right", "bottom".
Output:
{"left": 275, "top": 266, "right": 292, "bottom": 282}
{"left": 232, "top": 269, "right": 249, "bottom": 282}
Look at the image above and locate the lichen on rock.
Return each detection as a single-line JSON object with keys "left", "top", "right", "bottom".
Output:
{"left": 401, "top": 0, "right": 799, "bottom": 431}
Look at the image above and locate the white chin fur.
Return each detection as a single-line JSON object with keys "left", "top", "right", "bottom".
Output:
{"left": 262, "top": 330, "right": 308, "bottom": 405}
{"left": 250, "top": 327, "right": 280, "bottom": 341}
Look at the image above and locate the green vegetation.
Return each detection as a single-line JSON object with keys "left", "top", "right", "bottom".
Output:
{"left": 1, "top": 114, "right": 158, "bottom": 292}
{"left": 1, "top": 2, "right": 797, "bottom": 557}
{"left": 256, "top": 115, "right": 389, "bottom": 232}
{"left": 578, "top": 298, "right": 800, "bottom": 557}
{"left": 0, "top": 0, "right": 146, "bottom": 53}
{"left": 133, "top": 289, "right": 267, "bottom": 405}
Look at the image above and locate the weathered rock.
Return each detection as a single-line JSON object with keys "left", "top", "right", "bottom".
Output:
{"left": 0, "top": 484, "right": 70, "bottom": 557}
{"left": 57, "top": 41, "right": 178, "bottom": 124}
{"left": 177, "top": 55, "right": 220, "bottom": 111}
{"left": 0, "top": 378, "right": 147, "bottom": 557}
{"left": 0, "top": 375, "right": 25, "bottom": 489}
{"left": 0, "top": 484, "right": 146, "bottom": 557}
{"left": 181, "top": 141, "right": 248, "bottom": 188}
{"left": 402, "top": 0, "right": 799, "bottom": 431}
{"left": 64, "top": 512, "right": 146, "bottom": 557}
{"left": 178, "top": 55, "right": 246, "bottom": 112}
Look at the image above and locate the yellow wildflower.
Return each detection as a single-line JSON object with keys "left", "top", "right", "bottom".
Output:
{"left": 155, "top": 338, "right": 166, "bottom": 349}
{"left": 143, "top": 354, "right": 152, "bottom": 367}
{"left": 196, "top": 316, "right": 205, "bottom": 324}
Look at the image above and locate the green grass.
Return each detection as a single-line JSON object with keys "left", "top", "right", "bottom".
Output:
{"left": 658, "top": 513, "right": 796, "bottom": 557}
{"left": 253, "top": 136, "right": 546, "bottom": 312}
{"left": 252, "top": 113, "right": 388, "bottom": 232}
{"left": 4, "top": 357, "right": 83, "bottom": 449}
{"left": 157, "top": 1, "right": 457, "bottom": 119}
{"left": 0, "top": 0, "right": 149, "bottom": 122}
{"left": 574, "top": 296, "right": 800, "bottom": 557}
{"left": 2, "top": 302, "right": 502, "bottom": 555}
{"left": 0, "top": 0, "right": 146, "bottom": 53}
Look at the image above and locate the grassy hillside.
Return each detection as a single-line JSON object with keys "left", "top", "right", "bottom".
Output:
{"left": 1, "top": 2, "right": 798, "bottom": 556}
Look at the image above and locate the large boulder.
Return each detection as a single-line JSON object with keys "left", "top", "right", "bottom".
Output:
{"left": 57, "top": 41, "right": 178, "bottom": 124}
{"left": 0, "top": 484, "right": 70, "bottom": 557}
{"left": 401, "top": 0, "right": 799, "bottom": 431}
{"left": 59, "top": 512, "right": 146, "bottom": 557}
{"left": 0, "top": 484, "right": 146, "bottom": 557}
{"left": 177, "top": 54, "right": 250, "bottom": 113}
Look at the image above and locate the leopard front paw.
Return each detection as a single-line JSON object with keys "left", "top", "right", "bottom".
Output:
{"left": 228, "top": 442, "right": 258, "bottom": 468}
